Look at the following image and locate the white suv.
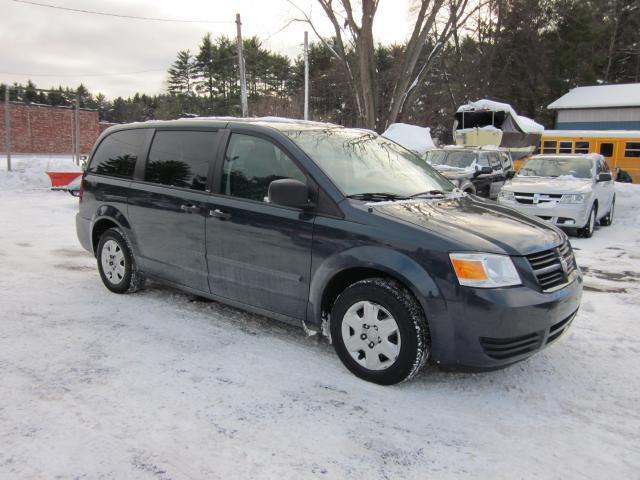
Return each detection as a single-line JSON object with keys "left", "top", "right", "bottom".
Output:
{"left": 498, "top": 154, "right": 615, "bottom": 237}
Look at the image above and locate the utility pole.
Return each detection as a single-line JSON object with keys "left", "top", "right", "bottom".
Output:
{"left": 74, "top": 93, "right": 80, "bottom": 166}
{"left": 304, "top": 31, "right": 309, "bottom": 120}
{"left": 236, "top": 13, "right": 248, "bottom": 117}
{"left": 4, "top": 86, "right": 11, "bottom": 172}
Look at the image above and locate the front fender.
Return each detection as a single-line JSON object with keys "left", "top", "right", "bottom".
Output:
{"left": 307, "top": 245, "right": 447, "bottom": 336}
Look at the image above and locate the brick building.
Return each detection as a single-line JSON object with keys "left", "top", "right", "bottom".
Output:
{"left": 0, "top": 102, "right": 100, "bottom": 155}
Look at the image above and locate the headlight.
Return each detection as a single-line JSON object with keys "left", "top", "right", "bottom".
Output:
{"left": 560, "top": 194, "right": 585, "bottom": 204}
{"left": 449, "top": 253, "right": 521, "bottom": 288}
{"left": 498, "top": 190, "right": 515, "bottom": 202}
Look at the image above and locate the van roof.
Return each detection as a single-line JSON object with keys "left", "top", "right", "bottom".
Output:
{"left": 106, "top": 117, "right": 346, "bottom": 133}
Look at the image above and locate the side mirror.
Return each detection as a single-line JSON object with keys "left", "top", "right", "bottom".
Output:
{"left": 506, "top": 170, "right": 516, "bottom": 179}
{"left": 597, "top": 172, "right": 612, "bottom": 182}
{"left": 268, "top": 178, "right": 313, "bottom": 209}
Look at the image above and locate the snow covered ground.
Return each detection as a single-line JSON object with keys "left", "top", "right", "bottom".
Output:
{"left": 1, "top": 158, "right": 639, "bottom": 479}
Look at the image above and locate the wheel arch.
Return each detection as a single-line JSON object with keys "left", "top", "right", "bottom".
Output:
{"left": 308, "top": 246, "right": 446, "bottom": 332}
{"left": 90, "top": 205, "right": 136, "bottom": 256}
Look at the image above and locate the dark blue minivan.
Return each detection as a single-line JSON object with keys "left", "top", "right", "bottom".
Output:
{"left": 76, "top": 119, "right": 582, "bottom": 384}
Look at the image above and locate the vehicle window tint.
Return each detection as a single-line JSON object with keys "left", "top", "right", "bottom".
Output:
{"left": 222, "top": 133, "right": 306, "bottom": 202}
{"left": 575, "top": 141, "right": 589, "bottom": 154}
{"left": 624, "top": 142, "right": 640, "bottom": 158}
{"left": 145, "top": 130, "right": 216, "bottom": 191}
{"left": 542, "top": 140, "right": 557, "bottom": 154}
{"left": 488, "top": 153, "right": 501, "bottom": 170}
{"left": 478, "top": 153, "right": 490, "bottom": 167}
{"left": 599, "top": 143, "right": 614, "bottom": 157}
{"left": 559, "top": 141, "right": 572, "bottom": 154}
{"left": 88, "top": 129, "right": 153, "bottom": 179}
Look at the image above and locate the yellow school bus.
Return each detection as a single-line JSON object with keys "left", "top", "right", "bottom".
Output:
{"left": 532, "top": 130, "right": 640, "bottom": 183}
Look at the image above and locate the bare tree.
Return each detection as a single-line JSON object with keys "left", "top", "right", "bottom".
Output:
{"left": 289, "top": 0, "right": 482, "bottom": 130}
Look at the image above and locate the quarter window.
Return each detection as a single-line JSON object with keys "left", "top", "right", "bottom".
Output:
{"left": 145, "top": 130, "right": 216, "bottom": 191}
{"left": 222, "top": 133, "right": 306, "bottom": 202}
{"left": 624, "top": 142, "right": 640, "bottom": 158}
{"left": 88, "top": 129, "right": 153, "bottom": 179}
{"left": 574, "top": 141, "right": 589, "bottom": 154}
{"left": 542, "top": 141, "right": 557, "bottom": 154}
{"left": 559, "top": 141, "right": 572, "bottom": 154}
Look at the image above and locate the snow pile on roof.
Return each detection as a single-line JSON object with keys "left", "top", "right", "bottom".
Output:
{"left": 457, "top": 99, "right": 544, "bottom": 133}
{"left": 0, "top": 155, "right": 80, "bottom": 190}
{"left": 382, "top": 123, "right": 435, "bottom": 154}
{"left": 548, "top": 83, "right": 640, "bottom": 110}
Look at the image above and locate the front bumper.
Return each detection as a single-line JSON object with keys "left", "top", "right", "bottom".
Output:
{"left": 428, "top": 272, "right": 583, "bottom": 369}
{"left": 497, "top": 199, "right": 590, "bottom": 228}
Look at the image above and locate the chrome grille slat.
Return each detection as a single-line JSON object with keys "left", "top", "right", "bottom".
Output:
{"left": 526, "top": 241, "right": 576, "bottom": 291}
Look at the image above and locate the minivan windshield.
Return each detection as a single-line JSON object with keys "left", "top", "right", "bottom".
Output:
{"left": 284, "top": 129, "right": 452, "bottom": 197}
{"left": 519, "top": 156, "right": 593, "bottom": 179}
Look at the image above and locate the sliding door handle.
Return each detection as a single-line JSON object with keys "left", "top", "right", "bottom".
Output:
{"left": 209, "top": 208, "right": 231, "bottom": 220}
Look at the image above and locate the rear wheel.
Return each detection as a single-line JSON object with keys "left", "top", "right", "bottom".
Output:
{"left": 600, "top": 197, "right": 614, "bottom": 226}
{"left": 330, "top": 278, "right": 430, "bottom": 385}
{"left": 96, "top": 228, "right": 144, "bottom": 294}
{"left": 577, "top": 205, "right": 596, "bottom": 238}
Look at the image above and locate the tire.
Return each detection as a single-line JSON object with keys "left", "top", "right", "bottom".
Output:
{"left": 577, "top": 205, "right": 597, "bottom": 238}
{"left": 96, "top": 227, "right": 144, "bottom": 294}
{"left": 330, "top": 278, "right": 430, "bottom": 385}
{"left": 600, "top": 197, "right": 615, "bottom": 226}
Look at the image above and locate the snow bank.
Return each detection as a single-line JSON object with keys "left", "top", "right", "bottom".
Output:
{"left": 382, "top": 123, "right": 435, "bottom": 155}
{"left": 457, "top": 99, "right": 544, "bottom": 133}
{"left": 0, "top": 154, "right": 80, "bottom": 190}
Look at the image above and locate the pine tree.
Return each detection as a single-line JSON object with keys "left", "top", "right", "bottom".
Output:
{"left": 167, "top": 50, "right": 196, "bottom": 96}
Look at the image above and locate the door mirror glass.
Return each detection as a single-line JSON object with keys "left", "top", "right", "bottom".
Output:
{"left": 268, "top": 179, "right": 313, "bottom": 209}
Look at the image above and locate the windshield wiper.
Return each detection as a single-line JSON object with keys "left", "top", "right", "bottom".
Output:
{"left": 409, "top": 189, "right": 450, "bottom": 198}
{"left": 346, "top": 192, "right": 409, "bottom": 202}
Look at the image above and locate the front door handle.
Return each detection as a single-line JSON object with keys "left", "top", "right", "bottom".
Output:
{"left": 180, "top": 204, "right": 200, "bottom": 214}
{"left": 209, "top": 208, "right": 231, "bottom": 220}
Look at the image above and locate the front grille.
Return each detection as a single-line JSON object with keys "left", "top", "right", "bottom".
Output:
{"left": 515, "top": 192, "right": 563, "bottom": 204}
{"left": 526, "top": 241, "right": 577, "bottom": 291}
{"left": 480, "top": 332, "right": 543, "bottom": 360}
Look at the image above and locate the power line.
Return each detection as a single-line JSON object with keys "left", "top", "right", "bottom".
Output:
{"left": 0, "top": 69, "right": 166, "bottom": 77}
{"left": 11, "top": 0, "right": 234, "bottom": 24}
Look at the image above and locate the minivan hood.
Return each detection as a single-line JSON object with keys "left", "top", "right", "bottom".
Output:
{"left": 504, "top": 176, "right": 593, "bottom": 194}
{"left": 372, "top": 196, "right": 563, "bottom": 255}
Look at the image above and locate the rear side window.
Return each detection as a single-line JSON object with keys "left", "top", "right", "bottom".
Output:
{"left": 542, "top": 140, "right": 557, "bottom": 154}
{"left": 88, "top": 129, "right": 153, "bottom": 178}
{"left": 575, "top": 141, "right": 589, "bottom": 154}
{"left": 559, "top": 141, "right": 572, "bottom": 154}
{"left": 145, "top": 130, "right": 217, "bottom": 191}
{"left": 625, "top": 142, "right": 640, "bottom": 158}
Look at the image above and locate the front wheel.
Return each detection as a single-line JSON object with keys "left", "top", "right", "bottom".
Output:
{"left": 330, "top": 278, "right": 430, "bottom": 385}
{"left": 600, "top": 197, "right": 615, "bottom": 226}
{"left": 577, "top": 205, "right": 596, "bottom": 238}
{"left": 96, "top": 228, "right": 144, "bottom": 294}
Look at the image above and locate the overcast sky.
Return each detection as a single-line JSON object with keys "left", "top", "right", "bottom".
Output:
{"left": 0, "top": 0, "right": 415, "bottom": 98}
